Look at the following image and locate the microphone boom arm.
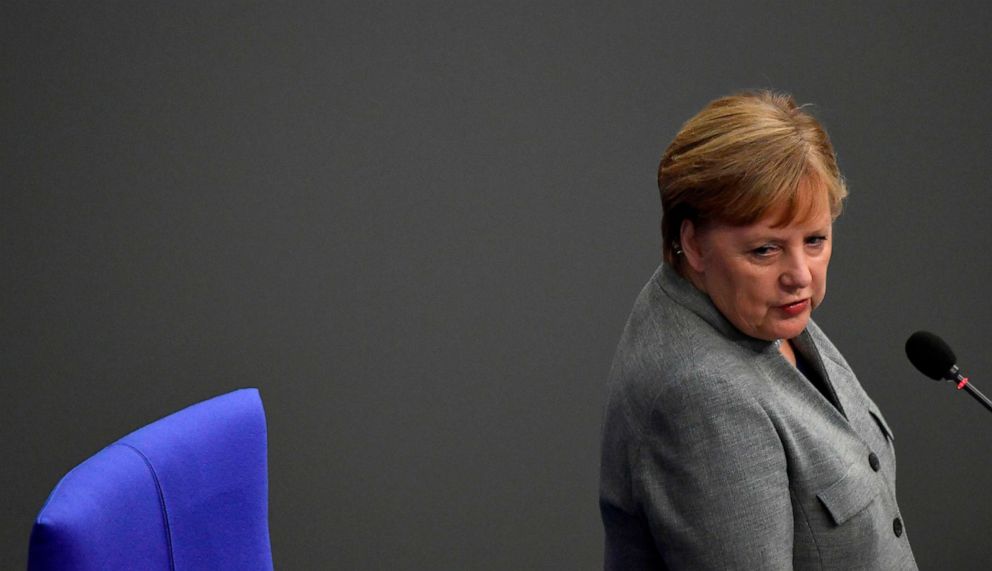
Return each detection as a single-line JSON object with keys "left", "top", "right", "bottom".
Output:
{"left": 946, "top": 366, "right": 992, "bottom": 414}
{"left": 961, "top": 381, "right": 992, "bottom": 414}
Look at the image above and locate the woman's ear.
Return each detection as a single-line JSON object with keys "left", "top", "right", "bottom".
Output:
{"left": 680, "top": 219, "right": 706, "bottom": 274}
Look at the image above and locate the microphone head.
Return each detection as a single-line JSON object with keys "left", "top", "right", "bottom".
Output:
{"left": 905, "top": 330, "right": 957, "bottom": 380}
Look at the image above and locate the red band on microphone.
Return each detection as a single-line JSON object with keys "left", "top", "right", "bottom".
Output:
{"left": 957, "top": 377, "right": 970, "bottom": 390}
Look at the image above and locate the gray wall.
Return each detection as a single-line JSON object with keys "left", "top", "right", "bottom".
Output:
{"left": 4, "top": 2, "right": 991, "bottom": 569}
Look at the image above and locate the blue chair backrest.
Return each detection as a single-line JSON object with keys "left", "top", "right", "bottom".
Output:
{"left": 28, "top": 388, "right": 274, "bottom": 570}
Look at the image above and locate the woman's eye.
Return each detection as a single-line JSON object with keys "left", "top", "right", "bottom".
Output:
{"left": 806, "top": 236, "right": 828, "bottom": 247}
{"left": 751, "top": 245, "right": 777, "bottom": 257}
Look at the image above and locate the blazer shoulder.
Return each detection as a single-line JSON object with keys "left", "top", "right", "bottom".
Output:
{"left": 606, "top": 278, "right": 765, "bottom": 435}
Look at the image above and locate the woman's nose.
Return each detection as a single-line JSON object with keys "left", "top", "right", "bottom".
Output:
{"left": 780, "top": 254, "right": 812, "bottom": 289}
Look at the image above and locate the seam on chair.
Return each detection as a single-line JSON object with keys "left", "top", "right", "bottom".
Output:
{"left": 115, "top": 442, "right": 176, "bottom": 571}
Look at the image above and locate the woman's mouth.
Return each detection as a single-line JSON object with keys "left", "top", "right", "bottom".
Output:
{"left": 777, "top": 299, "right": 809, "bottom": 317}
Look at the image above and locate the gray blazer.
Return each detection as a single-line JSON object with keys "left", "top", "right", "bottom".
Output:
{"left": 599, "top": 265, "right": 918, "bottom": 570}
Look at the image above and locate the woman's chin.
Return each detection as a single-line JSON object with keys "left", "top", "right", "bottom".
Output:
{"left": 771, "top": 317, "right": 810, "bottom": 340}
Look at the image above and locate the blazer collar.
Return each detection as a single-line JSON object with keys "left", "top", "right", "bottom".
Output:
{"left": 654, "top": 263, "right": 780, "bottom": 355}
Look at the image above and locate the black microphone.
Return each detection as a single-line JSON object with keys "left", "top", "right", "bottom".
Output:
{"left": 905, "top": 330, "right": 992, "bottom": 414}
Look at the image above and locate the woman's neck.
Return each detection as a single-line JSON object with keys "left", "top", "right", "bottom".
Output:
{"left": 779, "top": 338, "right": 797, "bottom": 367}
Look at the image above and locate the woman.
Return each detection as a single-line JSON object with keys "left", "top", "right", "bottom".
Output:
{"left": 599, "top": 91, "right": 918, "bottom": 570}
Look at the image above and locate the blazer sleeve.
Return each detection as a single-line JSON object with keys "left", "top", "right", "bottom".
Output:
{"left": 633, "top": 373, "right": 794, "bottom": 570}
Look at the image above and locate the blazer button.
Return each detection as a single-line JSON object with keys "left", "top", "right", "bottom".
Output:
{"left": 893, "top": 517, "right": 904, "bottom": 537}
{"left": 868, "top": 452, "right": 880, "bottom": 472}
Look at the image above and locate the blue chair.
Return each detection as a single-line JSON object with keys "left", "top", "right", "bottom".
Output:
{"left": 28, "top": 388, "right": 274, "bottom": 570}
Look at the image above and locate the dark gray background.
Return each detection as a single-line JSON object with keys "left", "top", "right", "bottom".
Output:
{"left": 3, "top": 2, "right": 991, "bottom": 569}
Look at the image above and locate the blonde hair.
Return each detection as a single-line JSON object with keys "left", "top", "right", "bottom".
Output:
{"left": 658, "top": 90, "right": 848, "bottom": 272}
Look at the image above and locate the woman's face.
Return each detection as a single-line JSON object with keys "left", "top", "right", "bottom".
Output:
{"left": 682, "top": 196, "right": 833, "bottom": 341}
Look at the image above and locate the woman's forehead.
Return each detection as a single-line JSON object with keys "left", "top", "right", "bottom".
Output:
{"left": 764, "top": 194, "right": 833, "bottom": 229}
{"left": 732, "top": 207, "right": 833, "bottom": 239}
{"left": 751, "top": 174, "right": 833, "bottom": 226}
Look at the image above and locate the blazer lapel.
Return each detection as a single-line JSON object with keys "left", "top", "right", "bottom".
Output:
{"left": 792, "top": 329, "right": 848, "bottom": 420}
